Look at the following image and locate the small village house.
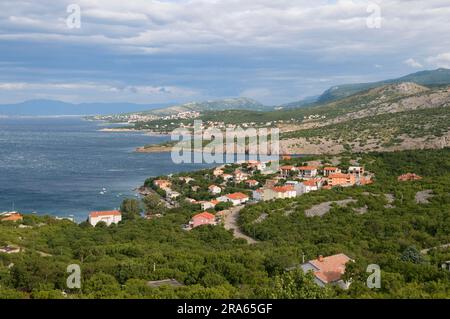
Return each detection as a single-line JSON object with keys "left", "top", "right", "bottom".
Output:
{"left": 303, "top": 179, "right": 322, "bottom": 193}
{"left": 322, "top": 167, "right": 341, "bottom": 177}
{"left": 153, "top": 179, "right": 172, "bottom": 189}
{"left": 245, "top": 179, "right": 259, "bottom": 187}
{"left": 189, "top": 212, "right": 216, "bottom": 229}
{"left": 213, "top": 168, "right": 224, "bottom": 177}
{"left": 327, "top": 173, "right": 356, "bottom": 187}
{"left": 267, "top": 185, "right": 297, "bottom": 200}
{"left": 298, "top": 166, "right": 318, "bottom": 178}
{"left": 222, "top": 174, "right": 233, "bottom": 181}
{"left": 88, "top": 210, "right": 122, "bottom": 227}
{"left": 280, "top": 165, "right": 298, "bottom": 177}
{"left": 348, "top": 166, "right": 364, "bottom": 177}
{"left": 0, "top": 212, "right": 23, "bottom": 222}
{"left": 218, "top": 192, "right": 249, "bottom": 206}
{"left": 208, "top": 184, "right": 222, "bottom": 195}
{"left": 166, "top": 190, "right": 181, "bottom": 200}
{"left": 301, "top": 253, "right": 352, "bottom": 289}
{"left": 234, "top": 170, "right": 249, "bottom": 182}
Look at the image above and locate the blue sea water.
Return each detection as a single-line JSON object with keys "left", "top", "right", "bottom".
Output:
{"left": 0, "top": 117, "right": 211, "bottom": 222}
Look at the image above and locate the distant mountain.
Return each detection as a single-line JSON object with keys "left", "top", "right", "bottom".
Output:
{"left": 0, "top": 99, "right": 168, "bottom": 116}
{"left": 278, "top": 95, "right": 320, "bottom": 109}
{"left": 317, "top": 68, "right": 450, "bottom": 103}
{"left": 136, "top": 97, "right": 271, "bottom": 116}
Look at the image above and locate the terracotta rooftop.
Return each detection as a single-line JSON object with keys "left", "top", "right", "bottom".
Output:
{"left": 271, "top": 185, "right": 295, "bottom": 193}
{"left": 309, "top": 253, "right": 351, "bottom": 284}
{"left": 298, "top": 166, "right": 318, "bottom": 170}
{"left": 193, "top": 212, "right": 215, "bottom": 220}
{"left": 226, "top": 192, "right": 249, "bottom": 200}
{"left": 89, "top": 210, "right": 121, "bottom": 218}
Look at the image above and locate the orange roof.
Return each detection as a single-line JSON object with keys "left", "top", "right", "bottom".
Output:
{"left": 193, "top": 212, "right": 215, "bottom": 220}
{"left": 309, "top": 253, "right": 351, "bottom": 284}
{"left": 210, "top": 200, "right": 220, "bottom": 205}
{"left": 303, "top": 179, "right": 320, "bottom": 187}
{"left": 1, "top": 213, "right": 23, "bottom": 222}
{"left": 324, "top": 167, "right": 338, "bottom": 171}
{"left": 298, "top": 166, "right": 317, "bottom": 170}
{"left": 90, "top": 210, "right": 121, "bottom": 218}
{"left": 328, "top": 173, "right": 352, "bottom": 179}
{"left": 245, "top": 179, "right": 258, "bottom": 184}
{"left": 280, "top": 165, "right": 295, "bottom": 170}
{"left": 226, "top": 192, "right": 249, "bottom": 200}
{"left": 271, "top": 185, "right": 295, "bottom": 193}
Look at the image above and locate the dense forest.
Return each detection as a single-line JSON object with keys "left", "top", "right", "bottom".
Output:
{"left": 0, "top": 148, "right": 449, "bottom": 299}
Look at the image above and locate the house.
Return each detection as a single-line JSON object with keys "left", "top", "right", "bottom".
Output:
{"left": 191, "top": 185, "right": 201, "bottom": 192}
{"left": 280, "top": 165, "right": 298, "bottom": 177}
{"left": 88, "top": 210, "right": 122, "bottom": 227}
{"left": 234, "top": 170, "right": 249, "bottom": 182}
{"left": 322, "top": 167, "right": 341, "bottom": 177}
{"left": 348, "top": 166, "right": 364, "bottom": 177}
{"left": 359, "top": 176, "right": 373, "bottom": 185}
{"left": 199, "top": 200, "right": 219, "bottom": 211}
{"left": 298, "top": 166, "right": 318, "bottom": 178}
{"left": 189, "top": 212, "right": 216, "bottom": 229}
{"left": 268, "top": 185, "right": 297, "bottom": 200}
{"left": 247, "top": 160, "right": 266, "bottom": 171}
{"left": 328, "top": 173, "right": 356, "bottom": 187}
{"left": 0, "top": 212, "right": 23, "bottom": 222}
{"left": 398, "top": 173, "right": 422, "bottom": 181}
{"left": 252, "top": 188, "right": 265, "bottom": 201}
{"left": 153, "top": 179, "right": 172, "bottom": 189}
{"left": 166, "top": 190, "right": 181, "bottom": 200}
{"left": 179, "top": 176, "right": 194, "bottom": 184}
{"left": 264, "top": 178, "right": 279, "bottom": 188}
{"left": 222, "top": 174, "right": 233, "bottom": 181}
{"left": 213, "top": 168, "right": 224, "bottom": 177}
{"left": 218, "top": 192, "right": 249, "bottom": 206}
{"left": 208, "top": 184, "right": 222, "bottom": 195}
{"left": 245, "top": 179, "right": 259, "bottom": 187}
{"left": 301, "top": 253, "right": 352, "bottom": 289}
{"left": 303, "top": 179, "right": 322, "bottom": 193}
{"left": 184, "top": 198, "right": 197, "bottom": 204}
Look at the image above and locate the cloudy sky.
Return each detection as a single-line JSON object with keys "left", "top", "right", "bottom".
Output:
{"left": 1, "top": 0, "right": 450, "bottom": 105}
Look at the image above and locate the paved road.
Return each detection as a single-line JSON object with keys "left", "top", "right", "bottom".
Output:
{"left": 223, "top": 205, "right": 258, "bottom": 244}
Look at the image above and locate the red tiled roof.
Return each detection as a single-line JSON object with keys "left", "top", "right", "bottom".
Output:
{"left": 210, "top": 200, "right": 220, "bottom": 205}
{"left": 324, "top": 167, "right": 338, "bottom": 171}
{"left": 298, "top": 166, "right": 317, "bottom": 170}
{"left": 193, "top": 212, "right": 215, "bottom": 220}
{"left": 280, "top": 165, "right": 296, "bottom": 170}
{"left": 309, "top": 253, "right": 351, "bottom": 284}
{"left": 245, "top": 179, "right": 258, "bottom": 184}
{"left": 89, "top": 210, "right": 121, "bottom": 218}
{"left": 1, "top": 213, "right": 23, "bottom": 222}
{"left": 226, "top": 192, "right": 249, "bottom": 200}
{"left": 328, "top": 173, "right": 352, "bottom": 179}
{"left": 271, "top": 185, "right": 295, "bottom": 193}
{"left": 303, "top": 179, "right": 320, "bottom": 187}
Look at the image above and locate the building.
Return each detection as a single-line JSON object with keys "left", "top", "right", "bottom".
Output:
{"left": 252, "top": 188, "right": 265, "bottom": 201}
{"left": 88, "top": 210, "right": 122, "bottom": 227}
{"left": 222, "top": 174, "right": 233, "bottom": 181}
{"left": 0, "top": 212, "right": 23, "bottom": 222}
{"left": 328, "top": 173, "right": 356, "bottom": 187}
{"left": 208, "top": 185, "right": 222, "bottom": 195}
{"left": 301, "top": 253, "right": 352, "bottom": 289}
{"left": 166, "top": 190, "right": 181, "bottom": 200}
{"left": 218, "top": 192, "right": 249, "bottom": 206}
{"left": 298, "top": 166, "right": 318, "bottom": 178}
{"left": 179, "top": 177, "right": 194, "bottom": 184}
{"left": 303, "top": 179, "right": 322, "bottom": 193}
{"left": 348, "top": 166, "right": 364, "bottom": 177}
{"left": 199, "top": 200, "right": 219, "bottom": 211}
{"left": 189, "top": 212, "right": 216, "bottom": 228}
{"left": 398, "top": 173, "right": 423, "bottom": 181}
{"left": 280, "top": 165, "right": 298, "bottom": 177}
{"left": 245, "top": 179, "right": 259, "bottom": 187}
{"left": 213, "top": 168, "right": 224, "bottom": 177}
{"left": 268, "top": 186, "right": 297, "bottom": 200}
{"left": 234, "top": 170, "right": 249, "bottom": 182}
{"left": 153, "top": 179, "right": 172, "bottom": 189}
{"left": 247, "top": 160, "right": 266, "bottom": 171}
{"left": 322, "top": 167, "right": 341, "bottom": 177}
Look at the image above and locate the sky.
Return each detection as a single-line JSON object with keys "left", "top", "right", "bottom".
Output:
{"left": 1, "top": 0, "right": 450, "bottom": 105}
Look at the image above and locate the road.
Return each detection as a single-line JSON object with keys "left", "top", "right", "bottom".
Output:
{"left": 223, "top": 205, "right": 258, "bottom": 244}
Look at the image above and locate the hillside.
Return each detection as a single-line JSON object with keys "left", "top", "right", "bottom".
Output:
{"left": 317, "top": 68, "right": 450, "bottom": 103}
{"left": 134, "top": 97, "right": 271, "bottom": 116}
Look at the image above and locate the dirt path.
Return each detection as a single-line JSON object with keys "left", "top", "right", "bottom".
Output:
{"left": 420, "top": 243, "right": 450, "bottom": 254}
{"left": 305, "top": 198, "right": 356, "bottom": 217}
{"left": 223, "top": 205, "right": 258, "bottom": 244}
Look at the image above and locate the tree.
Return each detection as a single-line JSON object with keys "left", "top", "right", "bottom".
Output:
{"left": 142, "top": 194, "right": 166, "bottom": 215}
{"left": 401, "top": 246, "right": 423, "bottom": 264}
{"left": 120, "top": 198, "right": 141, "bottom": 220}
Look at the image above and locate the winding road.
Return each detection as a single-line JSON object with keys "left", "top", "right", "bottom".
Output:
{"left": 223, "top": 205, "right": 258, "bottom": 244}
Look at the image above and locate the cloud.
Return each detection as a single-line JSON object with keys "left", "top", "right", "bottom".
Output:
{"left": 426, "top": 52, "right": 450, "bottom": 68}
{"left": 404, "top": 58, "right": 423, "bottom": 68}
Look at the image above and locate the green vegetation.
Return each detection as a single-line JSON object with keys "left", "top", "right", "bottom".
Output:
{"left": 0, "top": 148, "right": 449, "bottom": 299}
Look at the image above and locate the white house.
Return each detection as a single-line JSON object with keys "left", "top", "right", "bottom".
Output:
{"left": 348, "top": 166, "right": 364, "bottom": 177}
{"left": 302, "top": 179, "right": 322, "bottom": 193}
{"left": 298, "top": 166, "right": 318, "bottom": 178}
{"left": 89, "top": 210, "right": 122, "bottom": 227}
{"left": 208, "top": 185, "right": 222, "bottom": 195}
{"left": 218, "top": 192, "right": 249, "bottom": 206}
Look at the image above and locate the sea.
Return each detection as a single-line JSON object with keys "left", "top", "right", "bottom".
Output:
{"left": 0, "top": 117, "right": 212, "bottom": 222}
